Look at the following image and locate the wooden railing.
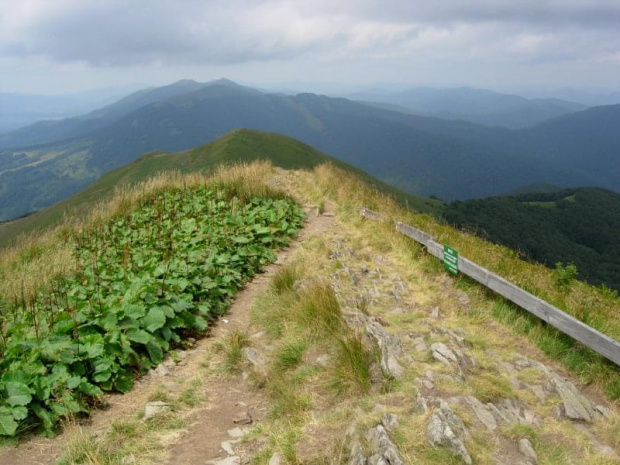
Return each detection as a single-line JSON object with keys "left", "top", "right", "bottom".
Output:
{"left": 360, "top": 207, "right": 620, "bottom": 367}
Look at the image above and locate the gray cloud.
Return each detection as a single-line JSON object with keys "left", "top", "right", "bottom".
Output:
{"left": 1, "top": 0, "right": 619, "bottom": 67}
{"left": 0, "top": 0, "right": 619, "bottom": 93}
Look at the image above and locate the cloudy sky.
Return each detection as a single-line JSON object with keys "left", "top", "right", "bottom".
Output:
{"left": 1, "top": 0, "right": 619, "bottom": 94}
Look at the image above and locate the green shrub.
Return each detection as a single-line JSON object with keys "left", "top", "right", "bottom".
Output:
{"left": 0, "top": 185, "right": 304, "bottom": 437}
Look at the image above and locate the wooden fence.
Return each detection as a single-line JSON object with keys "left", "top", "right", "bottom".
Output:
{"left": 360, "top": 207, "right": 620, "bottom": 367}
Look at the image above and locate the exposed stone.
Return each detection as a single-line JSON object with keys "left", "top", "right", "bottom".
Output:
{"left": 315, "top": 354, "right": 332, "bottom": 367}
{"left": 349, "top": 437, "right": 366, "bottom": 465}
{"left": 426, "top": 401, "right": 472, "bottom": 465}
{"left": 519, "top": 438, "right": 538, "bottom": 464}
{"left": 527, "top": 385, "right": 547, "bottom": 403}
{"left": 366, "top": 425, "right": 405, "bottom": 465}
{"left": 221, "top": 440, "right": 235, "bottom": 455}
{"left": 381, "top": 413, "right": 399, "bottom": 432}
{"left": 488, "top": 398, "right": 541, "bottom": 427}
{"left": 148, "top": 363, "right": 170, "bottom": 377}
{"left": 550, "top": 374, "right": 596, "bottom": 422}
{"left": 241, "top": 347, "right": 268, "bottom": 376}
{"left": 594, "top": 405, "right": 615, "bottom": 421}
{"left": 269, "top": 452, "right": 283, "bottom": 465}
{"left": 232, "top": 411, "right": 253, "bottom": 425}
{"left": 227, "top": 427, "right": 245, "bottom": 438}
{"left": 430, "top": 342, "right": 458, "bottom": 367}
{"left": 143, "top": 401, "right": 171, "bottom": 421}
{"left": 366, "top": 321, "right": 404, "bottom": 379}
{"left": 430, "top": 307, "right": 442, "bottom": 319}
{"left": 460, "top": 396, "right": 497, "bottom": 431}
{"left": 414, "top": 393, "right": 432, "bottom": 414}
{"left": 206, "top": 457, "right": 240, "bottom": 465}
{"left": 574, "top": 424, "right": 618, "bottom": 459}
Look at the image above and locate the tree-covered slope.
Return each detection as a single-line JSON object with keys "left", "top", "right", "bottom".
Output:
{"left": 0, "top": 130, "right": 440, "bottom": 246}
{"left": 443, "top": 187, "right": 620, "bottom": 291}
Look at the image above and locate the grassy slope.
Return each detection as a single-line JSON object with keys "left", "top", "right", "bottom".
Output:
{"left": 0, "top": 129, "right": 442, "bottom": 247}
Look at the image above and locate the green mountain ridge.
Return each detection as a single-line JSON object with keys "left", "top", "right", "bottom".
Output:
{"left": 0, "top": 129, "right": 440, "bottom": 246}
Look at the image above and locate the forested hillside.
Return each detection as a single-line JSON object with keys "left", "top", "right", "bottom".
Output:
{"left": 443, "top": 188, "right": 620, "bottom": 291}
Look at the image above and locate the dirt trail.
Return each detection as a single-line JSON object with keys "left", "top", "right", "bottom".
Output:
{"left": 0, "top": 171, "right": 334, "bottom": 465}
{"left": 164, "top": 202, "right": 335, "bottom": 464}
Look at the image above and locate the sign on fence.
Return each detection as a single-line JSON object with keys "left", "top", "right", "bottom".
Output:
{"left": 444, "top": 245, "right": 458, "bottom": 275}
{"left": 362, "top": 207, "right": 620, "bottom": 367}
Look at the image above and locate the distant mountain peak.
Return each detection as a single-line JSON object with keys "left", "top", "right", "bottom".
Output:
{"left": 207, "top": 78, "right": 240, "bottom": 87}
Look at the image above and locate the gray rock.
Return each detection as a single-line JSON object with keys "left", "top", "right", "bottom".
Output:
{"left": 269, "top": 452, "right": 283, "bottom": 465}
{"left": 221, "top": 440, "right": 235, "bottom": 455}
{"left": 460, "top": 396, "right": 497, "bottom": 431}
{"left": 519, "top": 438, "right": 538, "bottom": 464}
{"left": 349, "top": 437, "right": 367, "bottom": 465}
{"left": 241, "top": 347, "right": 268, "bottom": 376}
{"left": 366, "top": 321, "right": 404, "bottom": 379}
{"left": 148, "top": 363, "right": 170, "bottom": 377}
{"left": 227, "top": 427, "right": 245, "bottom": 438}
{"left": 574, "top": 424, "right": 619, "bottom": 459}
{"left": 414, "top": 393, "right": 431, "bottom": 414}
{"left": 488, "top": 398, "right": 540, "bottom": 427}
{"left": 381, "top": 413, "right": 399, "bottom": 432}
{"left": 430, "top": 307, "right": 442, "bottom": 319}
{"left": 366, "top": 425, "right": 405, "bottom": 465}
{"left": 594, "top": 405, "right": 615, "bottom": 421}
{"left": 430, "top": 343, "right": 458, "bottom": 367}
{"left": 143, "top": 401, "right": 171, "bottom": 421}
{"left": 527, "top": 384, "right": 547, "bottom": 403}
{"left": 550, "top": 374, "right": 596, "bottom": 422}
{"left": 426, "top": 401, "right": 472, "bottom": 465}
{"left": 232, "top": 411, "right": 253, "bottom": 425}
{"left": 206, "top": 457, "right": 240, "bottom": 465}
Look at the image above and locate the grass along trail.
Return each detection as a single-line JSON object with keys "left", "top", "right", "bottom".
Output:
{"left": 1, "top": 166, "right": 619, "bottom": 464}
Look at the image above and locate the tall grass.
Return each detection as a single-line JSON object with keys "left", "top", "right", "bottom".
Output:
{"left": 311, "top": 163, "right": 620, "bottom": 401}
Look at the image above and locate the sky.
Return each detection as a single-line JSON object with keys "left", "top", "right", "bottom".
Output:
{"left": 1, "top": 0, "right": 620, "bottom": 95}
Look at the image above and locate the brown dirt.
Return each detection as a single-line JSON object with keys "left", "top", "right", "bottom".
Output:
{"left": 163, "top": 203, "right": 335, "bottom": 464}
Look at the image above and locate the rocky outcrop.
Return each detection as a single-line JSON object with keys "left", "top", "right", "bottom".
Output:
{"left": 518, "top": 438, "right": 538, "bottom": 464}
{"left": 549, "top": 374, "right": 597, "bottom": 422}
{"left": 426, "top": 400, "right": 472, "bottom": 465}
{"left": 366, "top": 320, "right": 405, "bottom": 379}
{"left": 366, "top": 424, "right": 405, "bottom": 465}
{"left": 348, "top": 418, "right": 405, "bottom": 465}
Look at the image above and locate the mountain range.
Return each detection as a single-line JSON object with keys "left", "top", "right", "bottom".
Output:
{"left": 0, "top": 79, "right": 619, "bottom": 221}
{"left": 344, "top": 87, "right": 588, "bottom": 128}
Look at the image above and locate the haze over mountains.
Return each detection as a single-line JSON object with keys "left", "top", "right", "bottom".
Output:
{"left": 345, "top": 87, "right": 588, "bottom": 129}
{"left": 1, "top": 78, "right": 619, "bottom": 221}
{"left": 0, "top": 86, "right": 138, "bottom": 134}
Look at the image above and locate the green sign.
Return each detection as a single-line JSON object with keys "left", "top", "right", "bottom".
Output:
{"left": 444, "top": 245, "right": 459, "bottom": 275}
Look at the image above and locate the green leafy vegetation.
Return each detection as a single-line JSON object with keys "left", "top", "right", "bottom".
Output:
{"left": 0, "top": 182, "right": 304, "bottom": 437}
{"left": 443, "top": 187, "right": 620, "bottom": 291}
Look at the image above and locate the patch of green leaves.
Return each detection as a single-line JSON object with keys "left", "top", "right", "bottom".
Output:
{"left": 0, "top": 185, "right": 304, "bottom": 436}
